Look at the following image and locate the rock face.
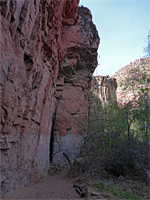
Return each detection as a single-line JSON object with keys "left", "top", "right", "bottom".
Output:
{"left": 113, "top": 58, "right": 150, "bottom": 107}
{"left": 52, "top": 6, "right": 99, "bottom": 165}
{"left": 0, "top": 0, "right": 99, "bottom": 196}
{"left": 91, "top": 75, "right": 117, "bottom": 103}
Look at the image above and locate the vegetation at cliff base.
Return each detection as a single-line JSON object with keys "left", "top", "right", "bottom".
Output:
{"left": 71, "top": 61, "right": 150, "bottom": 199}
{"left": 93, "top": 182, "right": 145, "bottom": 200}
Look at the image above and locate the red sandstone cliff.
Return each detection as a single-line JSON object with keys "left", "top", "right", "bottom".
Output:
{"left": 0, "top": 0, "right": 99, "bottom": 196}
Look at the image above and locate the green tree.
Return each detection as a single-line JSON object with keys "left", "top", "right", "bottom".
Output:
{"left": 119, "top": 63, "right": 150, "bottom": 140}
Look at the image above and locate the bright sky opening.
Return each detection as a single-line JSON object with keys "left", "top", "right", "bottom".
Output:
{"left": 79, "top": 0, "right": 150, "bottom": 76}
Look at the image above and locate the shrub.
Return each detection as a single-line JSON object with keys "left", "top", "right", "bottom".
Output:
{"left": 72, "top": 93, "right": 150, "bottom": 183}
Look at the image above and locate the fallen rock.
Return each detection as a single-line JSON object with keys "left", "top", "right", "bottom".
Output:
{"left": 91, "top": 191, "right": 100, "bottom": 196}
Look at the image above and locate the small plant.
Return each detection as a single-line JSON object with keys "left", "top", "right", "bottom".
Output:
{"left": 93, "top": 182, "right": 145, "bottom": 200}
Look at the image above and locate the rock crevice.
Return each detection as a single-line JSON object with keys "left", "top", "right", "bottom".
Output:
{"left": 0, "top": 0, "right": 99, "bottom": 196}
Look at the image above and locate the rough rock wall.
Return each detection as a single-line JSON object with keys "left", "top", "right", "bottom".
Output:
{"left": 91, "top": 75, "right": 117, "bottom": 103}
{"left": 52, "top": 7, "right": 99, "bottom": 165}
{"left": 0, "top": 0, "right": 99, "bottom": 196}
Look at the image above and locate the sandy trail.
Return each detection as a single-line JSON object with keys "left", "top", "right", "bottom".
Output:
{"left": 3, "top": 170, "right": 83, "bottom": 200}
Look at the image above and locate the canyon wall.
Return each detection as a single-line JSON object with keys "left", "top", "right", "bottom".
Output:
{"left": 113, "top": 58, "right": 150, "bottom": 107}
{"left": 91, "top": 75, "right": 117, "bottom": 103}
{"left": 0, "top": 0, "right": 99, "bottom": 196}
{"left": 52, "top": 6, "right": 100, "bottom": 165}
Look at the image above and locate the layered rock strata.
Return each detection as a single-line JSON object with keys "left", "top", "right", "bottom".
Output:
{"left": 91, "top": 75, "right": 117, "bottom": 103}
{"left": 0, "top": 0, "right": 99, "bottom": 196}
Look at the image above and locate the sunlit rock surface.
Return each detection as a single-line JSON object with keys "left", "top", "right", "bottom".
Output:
{"left": 91, "top": 75, "right": 117, "bottom": 103}
{"left": 0, "top": 0, "right": 99, "bottom": 196}
{"left": 113, "top": 58, "right": 150, "bottom": 107}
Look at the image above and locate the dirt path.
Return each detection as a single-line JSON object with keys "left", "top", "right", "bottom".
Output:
{"left": 2, "top": 165, "right": 148, "bottom": 200}
{"left": 3, "top": 170, "right": 84, "bottom": 200}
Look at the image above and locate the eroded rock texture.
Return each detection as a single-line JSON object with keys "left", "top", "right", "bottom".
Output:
{"left": 0, "top": 0, "right": 99, "bottom": 196}
{"left": 52, "top": 7, "right": 99, "bottom": 165}
{"left": 91, "top": 75, "right": 117, "bottom": 103}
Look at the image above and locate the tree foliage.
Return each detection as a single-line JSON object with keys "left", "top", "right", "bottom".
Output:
{"left": 72, "top": 64, "right": 150, "bottom": 183}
